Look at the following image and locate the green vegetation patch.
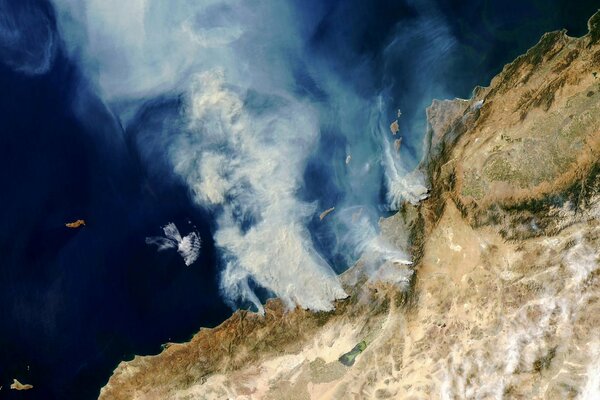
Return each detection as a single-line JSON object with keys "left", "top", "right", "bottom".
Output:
{"left": 338, "top": 340, "right": 367, "bottom": 367}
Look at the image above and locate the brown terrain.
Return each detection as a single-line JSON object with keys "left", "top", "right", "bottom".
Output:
{"left": 65, "top": 219, "right": 86, "bottom": 228}
{"left": 100, "top": 12, "right": 600, "bottom": 399}
{"left": 10, "top": 378, "right": 33, "bottom": 391}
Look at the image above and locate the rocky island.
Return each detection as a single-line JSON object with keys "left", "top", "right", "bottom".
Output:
{"left": 99, "top": 12, "right": 600, "bottom": 399}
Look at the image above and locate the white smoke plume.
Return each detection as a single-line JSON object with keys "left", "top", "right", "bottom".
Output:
{"left": 50, "top": 0, "right": 441, "bottom": 312}
{"left": 146, "top": 222, "right": 201, "bottom": 266}
{"left": 171, "top": 68, "right": 347, "bottom": 313}
{"left": 382, "top": 128, "right": 430, "bottom": 208}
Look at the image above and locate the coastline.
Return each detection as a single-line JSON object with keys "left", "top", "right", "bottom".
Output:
{"left": 100, "top": 11, "right": 600, "bottom": 399}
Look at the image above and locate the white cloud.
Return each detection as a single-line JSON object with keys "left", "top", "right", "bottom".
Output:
{"left": 146, "top": 222, "right": 201, "bottom": 266}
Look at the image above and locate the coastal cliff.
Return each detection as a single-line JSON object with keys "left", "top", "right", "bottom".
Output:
{"left": 100, "top": 12, "right": 600, "bottom": 399}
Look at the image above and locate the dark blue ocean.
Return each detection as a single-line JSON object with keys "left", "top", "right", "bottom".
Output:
{"left": 0, "top": 0, "right": 598, "bottom": 398}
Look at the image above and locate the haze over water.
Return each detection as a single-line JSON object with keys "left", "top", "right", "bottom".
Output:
{"left": 0, "top": 0, "right": 597, "bottom": 398}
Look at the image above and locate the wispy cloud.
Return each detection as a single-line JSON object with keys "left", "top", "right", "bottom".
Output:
{"left": 0, "top": 0, "right": 56, "bottom": 75}
{"left": 146, "top": 222, "right": 201, "bottom": 266}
